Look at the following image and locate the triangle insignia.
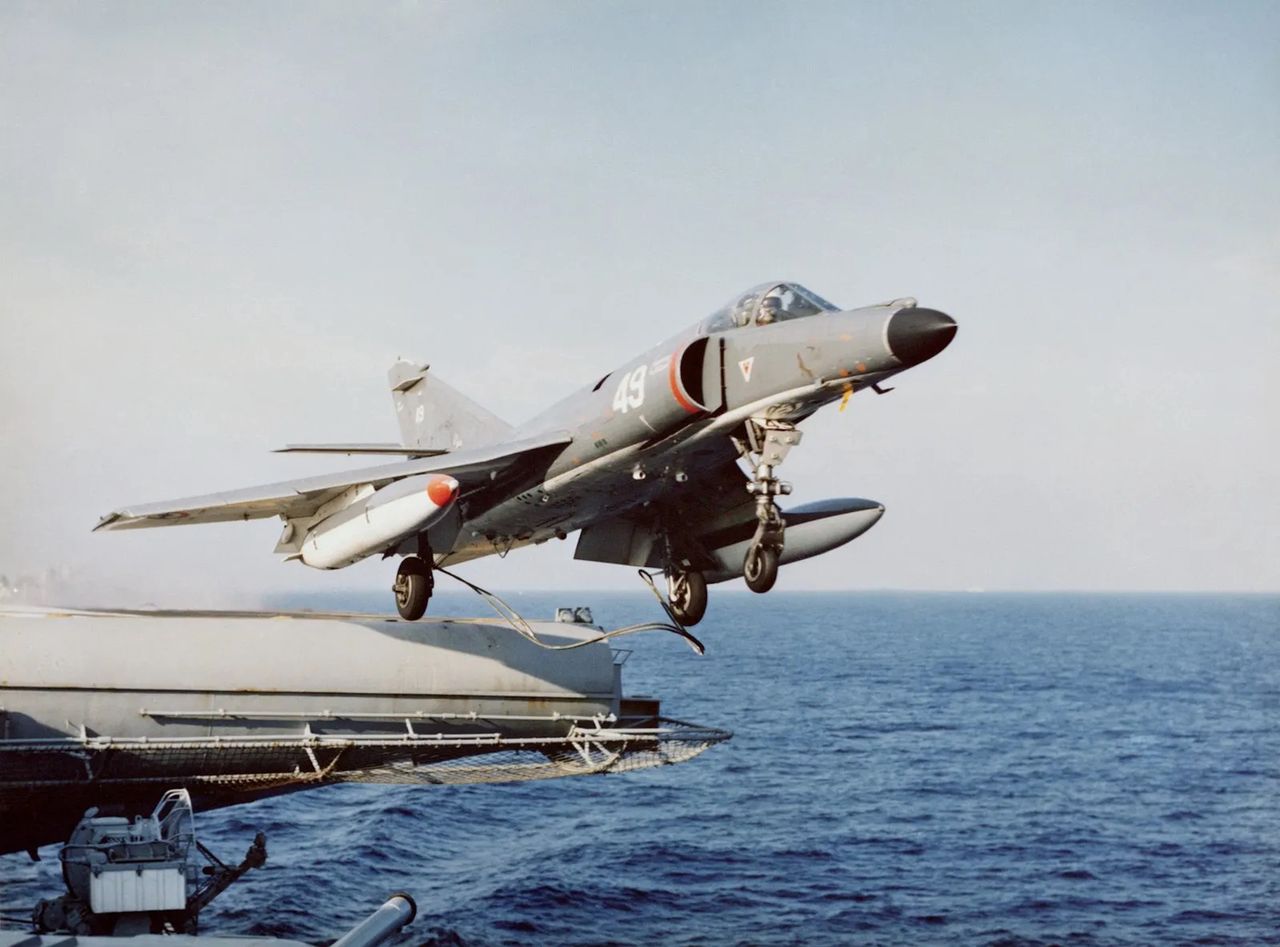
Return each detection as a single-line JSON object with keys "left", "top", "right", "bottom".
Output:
{"left": 738, "top": 357, "right": 754, "bottom": 383}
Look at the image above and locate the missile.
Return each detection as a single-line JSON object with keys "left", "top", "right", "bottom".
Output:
{"left": 301, "top": 473, "right": 459, "bottom": 569}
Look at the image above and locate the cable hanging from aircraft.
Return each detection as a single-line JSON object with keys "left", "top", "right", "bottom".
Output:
{"left": 433, "top": 565, "right": 706, "bottom": 655}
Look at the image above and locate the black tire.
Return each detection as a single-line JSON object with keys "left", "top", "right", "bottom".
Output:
{"left": 743, "top": 545, "right": 779, "bottom": 594}
{"left": 394, "top": 556, "right": 432, "bottom": 620}
{"left": 667, "top": 570, "right": 708, "bottom": 626}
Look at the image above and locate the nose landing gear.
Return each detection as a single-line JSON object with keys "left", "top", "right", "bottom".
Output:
{"left": 737, "top": 419, "right": 802, "bottom": 594}
{"left": 744, "top": 541, "right": 779, "bottom": 594}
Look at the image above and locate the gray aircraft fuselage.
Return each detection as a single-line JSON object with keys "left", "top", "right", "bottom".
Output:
{"left": 439, "top": 295, "right": 955, "bottom": 569}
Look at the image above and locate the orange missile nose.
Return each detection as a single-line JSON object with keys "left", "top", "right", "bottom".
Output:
{"left": 426, "top": 475, "right": 459, "bottom": 507}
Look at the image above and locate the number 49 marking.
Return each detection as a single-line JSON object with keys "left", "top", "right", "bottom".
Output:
{"left": 612, "top": 365, "right": 647, "bottom": 413}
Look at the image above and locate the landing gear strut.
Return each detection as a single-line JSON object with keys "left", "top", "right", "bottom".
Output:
{"left": 667, "top": 570, "right": 708, "bottom": 626}
{"left": 393, "top": 556, "right": 433, "bottom": 620}
{"left": 737, "top": 418, "right": 802, "bottom": 594}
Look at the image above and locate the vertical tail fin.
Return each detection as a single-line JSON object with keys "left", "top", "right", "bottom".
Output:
{"left": 389, "top": 361, "right": 514, "bottom": 452}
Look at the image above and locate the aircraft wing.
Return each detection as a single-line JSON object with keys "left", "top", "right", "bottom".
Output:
{"left": 94, "top": 430, "right": 572, "bottom": 531}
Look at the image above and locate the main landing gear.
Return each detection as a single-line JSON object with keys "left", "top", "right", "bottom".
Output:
{"left": 393, "top": 555, "right": 433, "bottom": 620}
{"left": 667, "top": 570, "right": 708, "bottom": 626}
{"left": 738, "top": 418, "right": 802, "bottom": 595}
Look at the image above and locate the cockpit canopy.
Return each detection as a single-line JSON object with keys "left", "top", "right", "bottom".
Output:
{"left": 700, "top": 282, "right": 840, "bottom": 334}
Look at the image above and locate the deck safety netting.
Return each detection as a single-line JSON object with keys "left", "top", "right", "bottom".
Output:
{"left": 0, "top": 719, "right": 729, "bottom": 794}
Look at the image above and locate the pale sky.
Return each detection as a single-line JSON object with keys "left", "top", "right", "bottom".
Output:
{"left": 1, "top": 1, "right": 1277, "bottom": 605}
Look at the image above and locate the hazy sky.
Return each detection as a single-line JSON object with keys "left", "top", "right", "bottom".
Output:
{"left": 2, "top": 1, "right": 1276, "bottom": 605}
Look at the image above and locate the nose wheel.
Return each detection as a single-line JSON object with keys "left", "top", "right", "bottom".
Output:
{"left": 743, "top": 541, "right": 779, "bottom": 594}
{"left": 393, "top": 555, "right": 433, "bottom": 620}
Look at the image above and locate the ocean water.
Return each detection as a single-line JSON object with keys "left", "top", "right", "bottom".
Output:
{"left": 2, "top": 592, "right": 1277, "bottom": 946}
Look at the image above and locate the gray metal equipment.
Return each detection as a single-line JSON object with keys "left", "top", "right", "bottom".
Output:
{"left": 94, "top": 281, "right": 956, "bottom": 625}
{"left": 10, "top": 888, "right": 418, "bottom": 947}
{"left": 330, "top": 894, "right": 417, "bottom": 947}
{"left": 31, "top": 790, "right": 267, "bottom": 936}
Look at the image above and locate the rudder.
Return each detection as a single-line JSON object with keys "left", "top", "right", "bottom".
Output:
{"left": 389, "top": 360, "right": 514, "bottom": 452}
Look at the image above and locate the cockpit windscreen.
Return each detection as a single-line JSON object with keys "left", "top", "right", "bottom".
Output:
{"left": 701, "top": 282, "right": 839, "bottom": 334}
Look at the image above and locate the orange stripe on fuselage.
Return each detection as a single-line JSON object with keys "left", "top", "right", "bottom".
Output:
{"left": 668, "top": 347, "right": 700, "bottom": 414}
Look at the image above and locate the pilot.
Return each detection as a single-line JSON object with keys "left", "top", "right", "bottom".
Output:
{"left": 756, "top": 296, "right": 782, "bottom": 326}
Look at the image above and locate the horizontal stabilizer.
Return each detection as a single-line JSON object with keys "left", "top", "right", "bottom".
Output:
{"left": 275, "top": 443, "right": 449, "bottom": 457}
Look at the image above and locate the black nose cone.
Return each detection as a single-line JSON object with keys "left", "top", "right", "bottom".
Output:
{"left": 886, "top": 307, "right": 957, "bottom": 366}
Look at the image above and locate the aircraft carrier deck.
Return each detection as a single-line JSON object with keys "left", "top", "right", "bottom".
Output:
{"left": 0, "top": 604, "right": 730, "bottom": 857}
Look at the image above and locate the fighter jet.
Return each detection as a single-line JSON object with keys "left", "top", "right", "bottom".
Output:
{"left": 96, "top": 282, "right": 956, "bottom": 625}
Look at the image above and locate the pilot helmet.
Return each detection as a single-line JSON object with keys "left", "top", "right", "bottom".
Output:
{"left": 757, "top": 296, "right": 782, "bottom": 324}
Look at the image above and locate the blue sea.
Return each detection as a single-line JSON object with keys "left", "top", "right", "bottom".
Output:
{"left": 3, "top": 592, "right": 1278, "bottom": 945}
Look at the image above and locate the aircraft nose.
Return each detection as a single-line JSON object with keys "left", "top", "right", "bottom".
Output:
{"left": 886, "top": 307, "right": 957, "bottom": 366}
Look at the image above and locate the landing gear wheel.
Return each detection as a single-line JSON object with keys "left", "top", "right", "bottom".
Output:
{"left": 743, "top": 545, "right": 779, "bottom": 594}
{"left": 393, "top": 556, "right": 432, "bottom": 620}
{"left": 667, "top": 570, "right": 708, "bottom": 626}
